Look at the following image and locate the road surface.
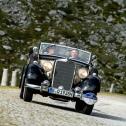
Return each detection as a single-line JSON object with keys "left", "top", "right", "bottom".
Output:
{"left": 0, "top": 89, "right": 126, "bottom": 126}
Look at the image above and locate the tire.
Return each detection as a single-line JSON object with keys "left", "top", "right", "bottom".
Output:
{"left": 82, "top": 104, "right": 94, "bottom": 115}
{"left": 23, "top": 87, "right": 33, "bottom": 102}
{"left": 20, "top": 83, "right": 24, "bottom": 99}
{"left": 19, "top": 65, "right": 27, "bottom": 88}
{"left": 75, "top": 100, "right": 94, "bottom": 115}
{"left": 75, "top": 100, "right": 84, "bottom": 112}
{"left": 19, "top": 65, "right": 28, "bottom": 99}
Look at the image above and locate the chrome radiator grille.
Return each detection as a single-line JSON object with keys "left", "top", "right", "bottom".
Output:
{"left": 52, "top": 61, "right": 75, "bottom": 90}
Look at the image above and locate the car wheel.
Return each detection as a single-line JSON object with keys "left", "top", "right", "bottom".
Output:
{"left": 75, "top": 100, "right": 94, "bottom": 115}
{"left": 75, "top": 100, "right": 84, "bottom": 112}
{"left": 20, "top": 82, "right": 24, "bottom": 99}
{"left": 82, "top": 104, "right": 94, "bottom": 115}
{"left": 19, "top": 65, "right": 28, "bottom": 99}
{"left": 19, "top": 65, "right": 27, "bottom": 88}
{"left": 23, "top": 87, "right": 33, "bottom": 102}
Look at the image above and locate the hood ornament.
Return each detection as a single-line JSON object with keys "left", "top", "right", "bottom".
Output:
{"left": 58, "top": 86, "right": 64, "bottom": 90}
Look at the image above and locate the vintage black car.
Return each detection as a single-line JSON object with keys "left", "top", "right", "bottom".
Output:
{"left": 19, "top": 42, "right": 101, "bottom": 115}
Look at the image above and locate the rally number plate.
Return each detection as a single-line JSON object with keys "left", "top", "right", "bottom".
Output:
{"left": 48, "top": 88, "right": 73, "bottom": 98}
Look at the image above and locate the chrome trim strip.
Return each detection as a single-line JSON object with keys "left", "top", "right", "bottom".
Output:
{"left": 51, "top": 60, "right": 57, "bottom": 87}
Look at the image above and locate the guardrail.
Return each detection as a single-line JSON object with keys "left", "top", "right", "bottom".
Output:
{"left": 0, "top": 68, "right": 18, "bottom": 87}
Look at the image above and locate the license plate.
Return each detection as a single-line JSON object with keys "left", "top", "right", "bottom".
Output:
{"left": 48, "top": 88, "right": 73, "bottom": 97}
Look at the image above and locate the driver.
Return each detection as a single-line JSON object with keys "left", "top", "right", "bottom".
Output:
{"left": 44, "top": 45, "right": 55, "bottom": 55}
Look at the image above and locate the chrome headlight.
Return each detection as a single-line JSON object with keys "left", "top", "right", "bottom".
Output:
{"left": 78, "top": 68, "right": 89, "bottom": 79}
{"left": 40, "top": 61, "right": 53, "bottom": 72}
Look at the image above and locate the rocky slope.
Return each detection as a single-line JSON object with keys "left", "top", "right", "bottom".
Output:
{"left": 0, "top": 0, "right": 126, "bottom": 92}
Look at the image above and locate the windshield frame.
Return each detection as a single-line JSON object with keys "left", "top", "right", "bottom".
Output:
{"left": 39, "top": 42, "right": 92, "bottom": 65}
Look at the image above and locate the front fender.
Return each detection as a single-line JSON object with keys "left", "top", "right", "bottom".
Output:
{"left": 81, "top": 92, "right": 97, "bottom": 105}
{"left": 80, "top": 75, "right": 101, "bottom": 93}
{"left": 26, "top": 63, "right": 48, "bottom": 85}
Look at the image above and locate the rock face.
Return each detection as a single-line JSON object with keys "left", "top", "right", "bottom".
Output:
{"left": 0, "top": 0, "right": 31, "bottom": 27}
{"left": 0, "top": 30, "right": 6, "bottom": 36}
{"left": 0, "top": 0, "right": 126, "bottom": 92}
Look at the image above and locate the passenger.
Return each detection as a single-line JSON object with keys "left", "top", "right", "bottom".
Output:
{"left": 69, "top": 49, "right": 80, "bottom": 60}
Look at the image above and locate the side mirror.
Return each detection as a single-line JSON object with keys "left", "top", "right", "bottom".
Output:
{"left": 33, "top": 46, "right": 39, "bottom": 55}
{"left": 92, "top": 55, "right": 96, "bottom": 60}
{"left": 90, "top": 55, "right": 97, "bottom": 67}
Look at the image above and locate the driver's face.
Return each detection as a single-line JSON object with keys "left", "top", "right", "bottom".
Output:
{"left": 70, "top": 49, "right": 79, "bottom": 58}
{"left": 48, "top": 48, "right": 54, "bottom": 55}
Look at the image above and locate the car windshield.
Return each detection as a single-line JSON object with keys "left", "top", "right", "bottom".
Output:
{"left": 39, "top": 43, "right": 91, "bottom": 64}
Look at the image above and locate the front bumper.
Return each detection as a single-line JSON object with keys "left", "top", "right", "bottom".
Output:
{"left": 25, "top": 83, "right": 81, "bottom": 98}
{"left": 25, "top": 83, "right": 97, "bottom": 105}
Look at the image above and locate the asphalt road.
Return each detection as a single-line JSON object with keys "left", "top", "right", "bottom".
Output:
{"left": 0, "top": 89, "right": 126, "bottom": 126}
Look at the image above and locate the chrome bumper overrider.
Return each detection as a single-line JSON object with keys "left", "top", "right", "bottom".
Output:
{"left": 25, "top": 83, "right": 41, "bottom": 90}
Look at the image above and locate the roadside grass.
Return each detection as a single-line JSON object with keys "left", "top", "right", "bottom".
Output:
{"left": 0, "top": 86, "right": 19, "bottom": 90}
{"left": 99, "top": 92, "right": 126, "bottom": 96}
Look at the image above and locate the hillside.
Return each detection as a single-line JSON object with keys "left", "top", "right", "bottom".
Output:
{"left": 0, "top": 0, "right": 126, "bottom": 92}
